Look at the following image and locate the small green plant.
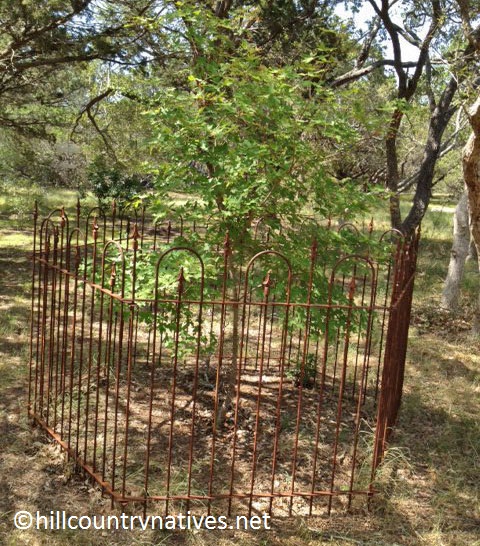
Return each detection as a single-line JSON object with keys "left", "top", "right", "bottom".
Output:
{"left": 88, "top": 155, "right": 151, "bottom": 205}
{"left": 287, "top": 353, "right": 317, "bottom": 388}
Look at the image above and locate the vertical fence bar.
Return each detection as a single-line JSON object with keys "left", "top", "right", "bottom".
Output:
{"left": 92, "top": 247, "right": 107, "bottom": 474}
{"left": 83, "top": 217, "right": 99, "bottom": 463}
{"left": 52, "top": 210, "right": 67, "bottom": 431}
{"left": 164, "top": 267, "right": 185, "bottom": 515}
{"left": 59, "top": 211, "right": 71, "bottom": 439}
{"left": 28, "top": 202, "right": 38, "bottom": 414}
{"left": 101, "top": 263, "right": 117, "bottom": 481}
{"left": 327, "top": 269, "right": 357, "bottom": 515}
{"left": 289, "top": 241, "right": 316, "bottom": 516}
{"left": 66, "top": 230, "right": 83, "bottom": 457}
{"left": 38, "top": 223, "right": 52, "bottom": 419}
{"left": 45, "top": 226, "right": 59, "bottom": 427}
{"left": 208, "top": 234, "right": 230, "bottom": 515}
{"left": 247, "top": 270, "right": 272, "bottom": 517}
{"left": 121, "top": 225, "right": 140, "bottom": 499}
{"left": 185, "top": 256, "right": 205, "bottom": 513}
{"left": 74, "top": 233, "right": 88, "bottom": 462}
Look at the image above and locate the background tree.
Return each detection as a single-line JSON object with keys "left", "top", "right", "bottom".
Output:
{"left": 0, "top": 0, "right": 161, "bottom": 186}
{"left": 327, "top": 0, "right": 480, "bottom": 233}
{"left": 461, "top": 97, "right": 480, "bottom": 332}
{"left": 441, "top": 190, "right": 470, "bottom": 311}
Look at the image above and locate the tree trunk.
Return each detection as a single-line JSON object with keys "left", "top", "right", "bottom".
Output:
{"left": 441, "top": 190, "right": 469, "bottom": 311}
{"left": 462, "top": 97, "right": 480, "bottom": 333}
{"left": 467, "top": 236, "right": 478, "bottom": 262}
{"left": 216, "top": 271, "right": 240, "bottom": 428}
{"left": 401, "top": 76, "right": 458, "bottom": 234}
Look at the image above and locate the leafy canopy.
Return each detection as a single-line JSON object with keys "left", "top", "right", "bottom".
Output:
{"left": 144, "top": 5, "right": 373, "bottom": 249}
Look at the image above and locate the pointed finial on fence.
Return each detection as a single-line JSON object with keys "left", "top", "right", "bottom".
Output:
{"left": 369, "top": 217, "right": 374, "bottom": 235}
{"left": 262, "top": 269, "right": 273, "bottom": 297}
{"left": 110, "top": 262, "right": 117, "bottom": 289}
{"left": 224, "top": 231, "right": 231, "bottom": 255}
{"left": 33, "top": 201, "right": 38, "bottom": 221}
{"left": 132, "top": 223, "right": 140, "bottom": 250}
{"left": 348, "top": 275, "right": 356, "bottom": 300}
{"left": 92, "top": 216, "right": 99, "bottom": 241}
{"left": 178, "top": 267, "right": 186, "bottom": 296}
{"left": 112, "top": 200, "right": 117, "bottom": 217}
{"left": 60, "top": 206, "right": 66, "bottom": 228}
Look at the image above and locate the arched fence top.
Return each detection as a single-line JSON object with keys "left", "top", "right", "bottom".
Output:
{"left": 101, "top": 239, "right": 126, "bottom": 261}
{"left": 85, "top": 205, "right": 106, "bottom": 222}
{"left": 66, "top": 227, "right": 86, "bottom": 270}
{"left": 39, "top": 216, "right": 62, "bottom": 256}
{"left": 337, "top": 222, "right": 360, "bottom": 235}
{"left": 329, "top": 253, "right": 377, "bottom": 280}
{"left": 243, "top": 249, "right": 293, "bottom": 302}
{"left": 379, "top": 227, "right": 405, "bottom": 243}
{"left": 328, "top": 253, "right": 377, "bottom": 308}
{"left": 44, "top": 207, "right": 68, "bottom": 223}
{"left": 154, "top": 246, "right": 205, "bottom": 302}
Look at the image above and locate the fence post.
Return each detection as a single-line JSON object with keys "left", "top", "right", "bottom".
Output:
{"left": 372, "top": 233, "right": 418, "bottom": 472}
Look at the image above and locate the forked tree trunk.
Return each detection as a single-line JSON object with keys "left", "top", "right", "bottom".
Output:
{"left": 441, "top": 190, "right": 470, "bottom": 311}
{"left": 462, "top": 97, "right": 480, "bottom": 333}
{"left": 216, "top": 273, "right": 240, "bottom": 428}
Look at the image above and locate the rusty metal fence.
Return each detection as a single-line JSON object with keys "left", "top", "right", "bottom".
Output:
{"left": 28, "top": 202, "right": 418, "bottom": 517}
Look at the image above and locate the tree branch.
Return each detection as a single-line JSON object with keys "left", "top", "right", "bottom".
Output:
{"left": 71, "top": 88, "right": 116, "bottom": 157}
{"left": 407, "top": 0, "right": 441, "bottom": 95}
{"left": 355, "top": 17, "right": 381, "bottom": 68}
{"left": 330, "top": 60, "right": 418, "bottom": 88}
{"left": 215, "top": 0, "right": 233, "bottom": 18}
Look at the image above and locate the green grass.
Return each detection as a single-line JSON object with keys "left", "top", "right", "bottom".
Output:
{"left": 0, "top": 180, "right": 96, "bottom": 231}
{"left": 0, "top": 184, "right": 479, "bottom": 545}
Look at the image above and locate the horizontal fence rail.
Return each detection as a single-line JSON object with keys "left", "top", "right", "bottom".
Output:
{"left": 28, "top": 202, "right": 419, "bottom": 517}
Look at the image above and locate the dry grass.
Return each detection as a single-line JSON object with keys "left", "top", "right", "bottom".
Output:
{"left": 0, "top": 188, "right": 479, "bottom": 545}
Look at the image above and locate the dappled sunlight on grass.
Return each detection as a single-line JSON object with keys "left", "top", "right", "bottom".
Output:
{"left": 0, "top": 231, "right": 32, "bottom": 248}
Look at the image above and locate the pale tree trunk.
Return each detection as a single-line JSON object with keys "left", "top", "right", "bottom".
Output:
{"left": 462, "top": 97, "right": 480, "bottom": 333}
{"left": 467, "top": 237, "right": 478, "bottom": 262}
{"left": 441, "top": 190, "right": 470, "bottom": 311}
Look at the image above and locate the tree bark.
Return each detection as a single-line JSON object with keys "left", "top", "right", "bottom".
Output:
{"left": 462, "top": 97, "right": 480, "bottom": 333}
{"left": 441, "top": 190, "right": 470, "bottom": 311}
{"left": 401, "top": 76, "right": 458, "bottom": 234}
